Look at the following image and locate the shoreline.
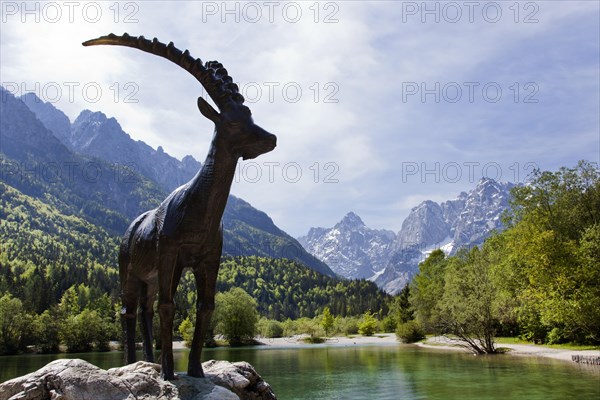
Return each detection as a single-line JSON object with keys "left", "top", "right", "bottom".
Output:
{"left": 177, "top": 333, "right": 600, "bottom": 366}
{"left": 415, "top": 336, "right": 600, "bottom": 364}
{"left": 173, "top": 333, "right": 400, "bottom": 351}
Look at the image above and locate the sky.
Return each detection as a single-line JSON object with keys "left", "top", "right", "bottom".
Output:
{"left": 1, "top": 1, "right": 599, "bottom": 237}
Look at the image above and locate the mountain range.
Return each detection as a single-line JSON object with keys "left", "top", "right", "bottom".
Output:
{"left": 3, "top": 86, "right": 517, "bottom": 292}
{"left": 2, "top": 87, "right": 333, "bottom": 277}
{"left": 298, "top": 178, "right": 515, "bottom": 294}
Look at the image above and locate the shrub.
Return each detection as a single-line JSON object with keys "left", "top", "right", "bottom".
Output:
{"left": 396, "top": 320, "right": 426, "bottom": 343}
{"left": 178, "top": 317, "right": 194, "bottom": 348}
{"left": 0, "top": 294, "right": 26, "bottom": 355}
{"left": 282, "top": 318, "right": 297, "bottom": 337}
{"left": 257, "top": 318, "right": 284, "bottom": 338}
{"left": 213, "top": 287, "right": 259, "bottom": 346}
{"left": 335, "top": 316, "right": 360, "bottom": 335}
{"left": 381, "top": 315, "right": 397, "bottom": 333}
{"left": 358, "top": 311, "right": 378, "bottom": 336}
{"left": 295, "top": 317, "right": 321, "bottom": 337}
{"left": 546, "top": 327, "right": 566, "bottom": 345}
{"left": 60, "top": 309, "right": 111, "bottom": 352}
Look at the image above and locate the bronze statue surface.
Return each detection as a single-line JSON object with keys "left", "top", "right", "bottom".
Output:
{"left": 83, "top": 33, "right": 277, "bottom": 380}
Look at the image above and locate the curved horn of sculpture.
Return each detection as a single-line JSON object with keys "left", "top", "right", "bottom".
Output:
{"left": 82, "top": 33, "right": 244, "bottom": 109}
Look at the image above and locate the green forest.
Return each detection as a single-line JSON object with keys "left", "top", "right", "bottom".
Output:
{"left": 0, "top": 181, "right": 388, "bottom": 354}
{"left": 408, "top": 161, "right": 600, "bottom": 352}
{"left": 1, "top": 161, "right": 598, "bottom": 355}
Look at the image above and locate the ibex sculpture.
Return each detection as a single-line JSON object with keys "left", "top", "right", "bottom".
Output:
{"left": 83, "top": 33, "right": 277, "bottom": 380}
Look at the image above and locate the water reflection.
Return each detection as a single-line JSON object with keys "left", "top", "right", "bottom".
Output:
{"left": 1, "top": 345, "right": 598, "bottom": 400}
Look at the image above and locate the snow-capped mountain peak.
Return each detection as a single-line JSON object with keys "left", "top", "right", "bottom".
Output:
{"left": 299, "top": 178, "right": 515, "bottom": 294}
{"left": 298, "top": 213, "right": 396, "bottom": 279}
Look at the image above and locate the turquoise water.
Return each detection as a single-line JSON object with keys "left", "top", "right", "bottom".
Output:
{"left": 1, "top": 344, "right": 598, "bottom": 399}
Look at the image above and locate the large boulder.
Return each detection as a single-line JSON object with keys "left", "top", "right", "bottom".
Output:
{"left": 0, "top": 359, "right": 277, "bottom": 400}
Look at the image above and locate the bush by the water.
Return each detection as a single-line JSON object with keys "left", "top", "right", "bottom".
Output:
{"left": 257, "top": 318, "right": 284, "bottom": 338}
{"left": 358, "top": 311, "right": 378, "bottom": 336}
{"left": 396, "top": 321, "right": 426, "bottom": 343}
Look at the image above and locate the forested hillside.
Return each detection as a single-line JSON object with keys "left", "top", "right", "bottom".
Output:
{"left": 175, "top": 256, "right": 388, "bottom": 322}
{"left": 0, "top": 181, "right": 389, "bottom": 354}
{"left": 0, "top": 182, "right": 120, "bottom": 311}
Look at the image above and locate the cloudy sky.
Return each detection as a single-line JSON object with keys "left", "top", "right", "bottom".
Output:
{"left": 2, "top": 1, "right": 599, "bottom": 237}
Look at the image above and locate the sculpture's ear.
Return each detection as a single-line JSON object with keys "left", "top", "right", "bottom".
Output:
{"left": 197, "top": 97, "right": 220, "bottom": 123}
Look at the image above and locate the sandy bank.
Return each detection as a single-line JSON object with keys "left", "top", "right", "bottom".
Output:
{"left": 416, "top": 336, "right": 600, "bottom": 363}
{"left": 257, "top": 333, "right": 399, "bottom": 348}
{"left": 172, "top": 333, "right": 399, "bottom": 350}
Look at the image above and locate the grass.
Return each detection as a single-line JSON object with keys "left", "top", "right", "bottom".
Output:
{"left": 495, "top": 337, "right": 600, "bottom": 351}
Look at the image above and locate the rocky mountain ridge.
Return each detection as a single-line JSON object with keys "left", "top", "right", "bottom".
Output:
{"left": 21, "top": 93, "right": 201, "bottom": 192}
{"left": 298, "top": 212, "right": 396, "bottom": 279}
{"left": 299, "top": 178, "right": 515, "bottom": 293}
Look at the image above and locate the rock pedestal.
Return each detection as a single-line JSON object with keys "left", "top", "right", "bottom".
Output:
{"left": 0, "top": 359, "right": 277, "bottom": 400}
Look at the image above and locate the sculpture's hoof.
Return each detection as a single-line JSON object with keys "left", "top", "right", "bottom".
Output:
{"left": 188, "top": 367, "right": 205, "bottom": 378}
{"left": 161, "top": 373, "right": 178, "bottom": 381}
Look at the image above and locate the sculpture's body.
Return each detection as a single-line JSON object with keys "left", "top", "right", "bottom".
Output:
{"left": 83, "top": 33, "right": 276, "bottom": 380}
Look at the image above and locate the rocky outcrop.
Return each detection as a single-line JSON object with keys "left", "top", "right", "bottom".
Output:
{"left": 0, "top": 359, "right": 277, "bottom": 400}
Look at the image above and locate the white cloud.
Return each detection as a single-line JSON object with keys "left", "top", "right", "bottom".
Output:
{"left": 1, "top": 1, "right": 598, "bottom": 237}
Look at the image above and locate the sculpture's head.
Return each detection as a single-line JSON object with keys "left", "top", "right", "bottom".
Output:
{"left": 82, "top": 33, "right": 276, "bottom": 161}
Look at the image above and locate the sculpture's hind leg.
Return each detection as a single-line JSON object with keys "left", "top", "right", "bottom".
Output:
{"left": 139, "top": 281, "right": 157, "bottom": 363}
{"left": 121, "top": 275, "right": 141, "bottom": 364}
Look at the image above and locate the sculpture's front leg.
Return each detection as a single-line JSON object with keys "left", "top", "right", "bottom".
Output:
{"left": 189, "top": 241, "right": 221, "bottom": 378}
{"left": 139, "top": 282, "right": 158, "bottom": 363}
{"left": 158, "top": 301, "right": 176, "bottom": 379}
{"left": 188, "top": 268, "right": 218, "bottom": 377}
{"left": 157, "top": 250, "right": 182, "bottom": 380}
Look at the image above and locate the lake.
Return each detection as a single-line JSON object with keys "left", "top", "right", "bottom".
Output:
{"left": 1, "top": 343, "right": 598, "bottom": 399}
